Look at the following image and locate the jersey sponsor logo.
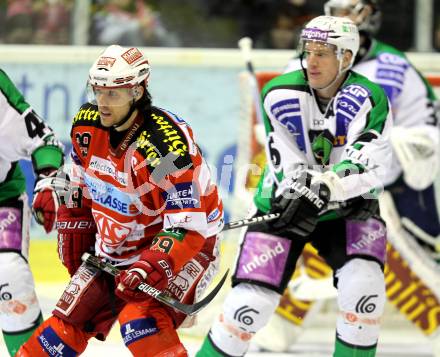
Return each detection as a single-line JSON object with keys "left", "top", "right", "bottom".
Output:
{"left": 376, "top": 53, "right": 409, "bottom": 103}
{"left": 84, "top": 174, "right": 137, "bottom": 216}
{"left": 301, "top": 28, "right": 328, "bottom": 41}
{"left": 207, "top": 208, "right": 221, "bottom": 223}
{"left": 162, "top": 182, "right": 200, "bottom": 209}
{"left": 73, "top": 107, "right": 99, "bottom": 124}
{"left": 38, "top": 327, "right": 77, "bottom": 357}
{"left": 270, "top": 98, "right": 306, "bottom": 151}
{"left": 121, "top": 318, "right": 159, "bottom": 346}
{"left": 335, "top": 85, "right": 370, "bottom": 146}
{"left": 92, "top": 211, "right": 132, "bottom": 247}
{"left": 376, "top": 69, "right": 405, "bottom": 84}
{"left": 89, "top": 155, "right": 128, "bottom": 186}
{"left": 377, "top": 53, "right": 409, "bottom": 67}
{"left": 136, "top": 111, "right": 191, "bottom": 170}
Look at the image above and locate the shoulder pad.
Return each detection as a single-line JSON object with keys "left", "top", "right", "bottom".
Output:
{"left": 72, "top": 103, "right": 102, "bottom": 128}
{"left": 135, "top": 107, "right": 193, "bottom": 173}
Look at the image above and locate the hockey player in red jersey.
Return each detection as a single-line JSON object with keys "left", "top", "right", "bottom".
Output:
{"left": 17, "top": 44, "right": 224, "bottom": 357}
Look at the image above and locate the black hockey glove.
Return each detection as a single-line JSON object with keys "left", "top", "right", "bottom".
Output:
{"left": 270, "top": 171, "right": 331, "bottom": 237}
{"left": 339, "top": 197, "right": 379, "bottom": 221}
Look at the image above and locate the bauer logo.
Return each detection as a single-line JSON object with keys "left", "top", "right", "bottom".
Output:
{"left": 163, "top": 182, "right": 200, "bottom": 209}
{"left": 38, "top": 327, "right": 77, "bottom": 357}
{"left": 301, "top": 28, "right": 328, "bottom": 41}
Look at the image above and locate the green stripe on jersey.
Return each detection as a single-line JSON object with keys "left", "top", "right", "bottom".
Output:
{"left": 343, "top": 72, "right": 390, "bottom": 134}
{"left": 0, "top": 69, "right": 30, "bottom": 114}
{"left": 0, "top": 164, "right": 26, "bottom": 203}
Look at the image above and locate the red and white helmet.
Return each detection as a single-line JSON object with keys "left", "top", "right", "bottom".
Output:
{"left": 88, "top": 45, "right": 150, "bottom": 88}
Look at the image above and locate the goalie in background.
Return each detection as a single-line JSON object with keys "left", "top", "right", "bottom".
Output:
{"left": 17, "top": 45, "right": 224, "bottom": 357}
{"left": 0, "top": 68, "right": 64, "bottom": 355}
{"left": 197, "top": 15, "right": 394, "bottom": 357}
{"left": 255, "top": 0, "right": 440, "bottom": 354}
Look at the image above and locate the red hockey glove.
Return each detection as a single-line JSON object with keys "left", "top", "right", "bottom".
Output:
{"left": 56, "top": 205, "right": 96, "bottom": 276}
{"left": 115, "top": 250, "right": 174, "bottom": 302}
{"left": 32, "top": 170, "right": 68, "bottom": 233}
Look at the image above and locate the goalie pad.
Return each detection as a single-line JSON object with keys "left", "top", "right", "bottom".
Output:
{"left": 390, "top": 126, "right": 439, "bottom": 190}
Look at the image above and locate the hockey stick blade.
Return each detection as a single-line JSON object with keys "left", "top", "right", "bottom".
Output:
{"left": 81, "top": 252, "right": 229, "bottom": 316}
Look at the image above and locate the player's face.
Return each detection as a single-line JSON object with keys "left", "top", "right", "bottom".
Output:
{"left": 93, "top": 87, "right": 135, "bottom": 127}
{"left": 304, "top": 41, "right": 339, "bottom": 91}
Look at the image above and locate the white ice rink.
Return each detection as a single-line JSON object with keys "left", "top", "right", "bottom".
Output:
{"left": 0, "top": 283, "right": 435, "bottom": 357}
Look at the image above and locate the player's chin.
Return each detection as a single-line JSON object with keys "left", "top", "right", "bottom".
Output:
{"left": 99, "top": 115, "right": 115, "bottom": 127}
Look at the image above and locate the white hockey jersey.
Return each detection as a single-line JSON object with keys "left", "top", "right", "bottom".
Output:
{"left": 254, "top": 69, "right": 393, "bottom": 212}
{"left": 285, "top": 39, "right": 438, "bottom": 186}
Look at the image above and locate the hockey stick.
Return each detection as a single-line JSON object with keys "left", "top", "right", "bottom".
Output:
{"left": 223, "top": 213, "right": 280, "bottom": 231}
{"left": 238, "top": 37, "right": 263, "bottom": 124}
{"left": 223, "top": 201, "right": 343, "bottom": 232}
{"left": 81, "top": 252, "right": 229, "bottom": 316}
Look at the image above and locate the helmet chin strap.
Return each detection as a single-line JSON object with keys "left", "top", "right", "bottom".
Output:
{"left": 112, "top": 99, "right": 137, "bottom": 130}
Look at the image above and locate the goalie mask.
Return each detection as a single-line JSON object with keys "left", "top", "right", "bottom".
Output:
{"left": 324, "top": 0, "right": 382, "bottom": 36}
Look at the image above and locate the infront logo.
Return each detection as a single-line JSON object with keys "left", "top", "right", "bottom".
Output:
{"left": 301, "top": 28, "right": 329, "bottom": 41}
{"left": 0, "top": 211, "right": 16, "bottom": 232}
{"left": 242, "top": 242, "right": 286, "bottom": 274}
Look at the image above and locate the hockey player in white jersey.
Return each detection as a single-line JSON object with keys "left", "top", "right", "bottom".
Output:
{"left": 256, "top": 0, "right": 440, "bottom": 353}
{"left": 196, "top": 15, "right": 393, "bottom": 357}
{"left": 286, "top": 0, "right": 439, "bottom": 242}
{"left": 0, "top": 68, "right": 64, "bottom": 355}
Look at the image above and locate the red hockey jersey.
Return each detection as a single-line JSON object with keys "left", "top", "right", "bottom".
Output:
{"left": 69, "top": 103, "right": 224, "bottom": 271}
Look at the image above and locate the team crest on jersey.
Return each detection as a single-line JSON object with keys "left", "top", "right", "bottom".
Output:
{"left": 92, "top": 211, "right": 132, "bottom": 247}
{"left": 270, "top": 98, "right": 306, "bottom": 151}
